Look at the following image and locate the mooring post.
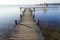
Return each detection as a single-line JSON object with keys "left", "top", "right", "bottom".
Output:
{"left": 15, "top": 20, "right": 17, "bottom": 25}
{"left": 33, "top": 8, "right": 35, "bottom": 12}
{"left": 20, "top": 14, "right": 22, "bottom": 18}
{"left": 20, "top": 14, "right": 21, "bottom": 21}
{"left": 20, "top": 7, "right": 22, "bottom": 12}
{"left": 22, "top": 11, "right": 24, "bottom": 16}
{"left": 29, "top": 8, "right": 32, "bottom": 16}
{"left": 37, "top": 19, "right": 40, "bottom": 26}
{"left": 33, "top": 14, "right": 35, "bottom": 18}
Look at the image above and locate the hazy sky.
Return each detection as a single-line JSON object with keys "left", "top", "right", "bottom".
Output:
{"left": 0, "top": 0, "right": 60, "bottom": 5}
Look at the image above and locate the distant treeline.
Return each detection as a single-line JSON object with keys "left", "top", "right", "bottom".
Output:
{"left": 36, "top": 3, "right": 60, "bottom": 5}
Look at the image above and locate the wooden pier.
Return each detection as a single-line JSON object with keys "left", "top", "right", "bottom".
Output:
{"left": 9, "top": 8, "right": 45, "bottom": 40}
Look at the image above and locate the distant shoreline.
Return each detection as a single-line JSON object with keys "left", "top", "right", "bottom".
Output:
{"left": 0, "top": 3, "right": 60, "bottom": 6}
{"left": 36, "top": 3, "right": 60, "bottom": 5}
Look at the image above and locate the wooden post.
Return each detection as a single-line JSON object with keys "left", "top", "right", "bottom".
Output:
{"left": 20, "top": 14, "right": 22, "bottom": 20}
{"left": 20, "top": 7, "right": 22, "bottom": 12}
{"left": 37, "top": 19, "right": 40, "bottom": 26}
{"left": 15, "top": 20, "right": 17, "bottom": 25}
{"left": 33, "top": 14, "right": 35, "bottom": 18}
{"left": 22, "top": 11, "right": 24, "bottom": 16}
{"left": 33, "top": 8, "right": 35, "bottom": 12}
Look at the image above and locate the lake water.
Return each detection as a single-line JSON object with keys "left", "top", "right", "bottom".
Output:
{"left": 34, "top": 5, "right": 60, "bottom": 27}
{"left": 0, "top": 5, "right": 24, "bottom": 37}
{"left": 0, "top": 5, "right": 60, "bottom": 37}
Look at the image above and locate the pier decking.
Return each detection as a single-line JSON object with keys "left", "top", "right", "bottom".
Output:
{"left": 10, "top": 8, "right": 45, "bottom": 40}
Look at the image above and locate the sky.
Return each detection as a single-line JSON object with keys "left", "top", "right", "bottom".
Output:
{"left": 0, "top": 0, "right": 60, "bottom": 5}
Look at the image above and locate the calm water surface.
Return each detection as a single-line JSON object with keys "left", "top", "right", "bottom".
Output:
{"left": 34, "top": 5, "right": 60, "bottom": 27}
{"left": 0, "top": 6, "right": 24, "bottom": 37}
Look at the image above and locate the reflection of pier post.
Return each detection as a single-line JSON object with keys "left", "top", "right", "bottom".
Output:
{"left": 42, "top": 4, "right": 47, "bottom": 14}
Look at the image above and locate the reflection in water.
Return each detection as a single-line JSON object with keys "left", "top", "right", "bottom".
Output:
{"left": 34, "top": 5, "right": 60, "bottom": 40}
{"left": 42, "top": 5, "right": 47, "bottom": 14}
{"left": 35, "top": 5, "right": 60, "bottom": 27}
